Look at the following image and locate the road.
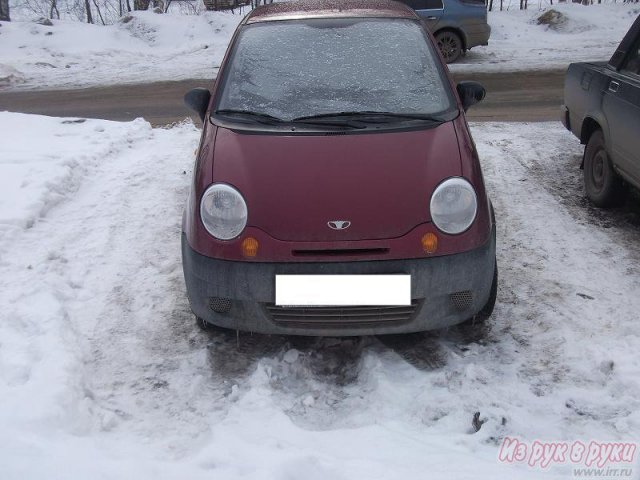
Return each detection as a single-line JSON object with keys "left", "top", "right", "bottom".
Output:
{"left": 0, "top": 69, "right": 564, "bottom": 125}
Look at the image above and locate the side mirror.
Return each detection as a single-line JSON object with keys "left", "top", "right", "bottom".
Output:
{"left": 184, "top": 88, "right": 211, "bottom": 123}
{"left": 456, "top": 81, "right": 486, "bottom": 112}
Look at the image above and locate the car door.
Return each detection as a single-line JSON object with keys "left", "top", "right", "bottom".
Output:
{"left": 602, "top": 39, "right": 640, "bottom": 187}
{"left": 403, "top": 0, "right": 444, "bottom": 31}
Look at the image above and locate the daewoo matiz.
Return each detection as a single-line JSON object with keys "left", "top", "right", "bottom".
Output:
{"left": 182, "top": 0, "right": 497, "bottom": 336}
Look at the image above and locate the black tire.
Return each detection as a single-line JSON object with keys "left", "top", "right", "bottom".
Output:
{"left": 477, "top": 260, "right": 497, "bottom": 321}
{"left": 196, "top": 315, "right": 233, "bottom": 333}
{"left": 436, "top": 31, "right": 463, "bottom": 63}
{"left": 464, "top": 260, "right": 497, "bottom": 326}
{"left": 583, "top": 130, "right": 626, "bottom": 207}
{"left": 196, "top": 316, "right": 212, "bottom": 331}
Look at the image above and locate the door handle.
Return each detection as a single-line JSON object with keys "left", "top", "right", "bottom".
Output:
{"left": 426, "top": 15, "right": 438, "bottom": 20}
{"left": 609, "top": 81, "right": 620, "bottom": 93}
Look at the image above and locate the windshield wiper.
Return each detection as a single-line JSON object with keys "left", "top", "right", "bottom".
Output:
{"left": 213, "top": 109, "right": 364, "bottom": 129}
{"left": 293, "top": 111, "right": 447, "bottom": 123}
{"left": 292, "top": 118, "right": 367, "bottom": 129}
{"left": 213, "top": 109, "right": 285, "bottom": 125}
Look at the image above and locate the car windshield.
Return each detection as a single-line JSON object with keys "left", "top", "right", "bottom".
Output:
{"left": 215, "top": 18, "right": 454, "bottom": 123}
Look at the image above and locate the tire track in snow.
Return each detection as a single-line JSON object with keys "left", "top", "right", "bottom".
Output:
{"left": 0, "top": 119, "right": 236, "bottom": 451}
{"left": 473, "top": 123, "right": 640, "bottom": 437}
{"left": 511, "top": 126, "right": 640, "bottom": 266}
{"left": 0, "top": 117, "right": 178, "bottom": 438}
{"left": 60, "top": 122, "right": 237, "bottom": 447}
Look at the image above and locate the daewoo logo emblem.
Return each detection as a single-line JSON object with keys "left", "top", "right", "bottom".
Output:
{"left": 328, "top": 220, "right": 351, "bottom": 230}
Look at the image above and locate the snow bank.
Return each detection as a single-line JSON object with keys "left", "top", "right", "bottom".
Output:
{"left": 452, "top": 3, "right": 640, "bottom": 72}
{"left": 1, "top": 112, "right": 639, "bottom": 479}
{"left": 0, "top": 10, "right": 242, "bottom": 90}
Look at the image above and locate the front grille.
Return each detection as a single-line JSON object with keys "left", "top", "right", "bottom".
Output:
{"left": 264, "top": 300, "right": 421, "bottom": 329}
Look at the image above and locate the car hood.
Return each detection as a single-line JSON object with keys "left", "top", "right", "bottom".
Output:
{"left": 211, "top": 123, "right": 462, "bottom": 242}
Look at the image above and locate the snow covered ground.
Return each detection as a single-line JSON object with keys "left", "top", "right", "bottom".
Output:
{"left": 0, "top": 3, "right": 639, "bottom": 91}
{"left": 453, "top": 2, "right": 640, "bottom": 73}
{"left": 0, "top": 10, "right": 243, "bottom": 90}
{"left": 1, "top": 111, "right": 639, "bottom": 479}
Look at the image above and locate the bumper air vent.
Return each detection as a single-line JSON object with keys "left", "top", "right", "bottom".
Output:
{"left": 264, "top": 300, "right": 422, "bottom": 329}
{"left": 449, "top": 291, "right": 473, "bottom": 311}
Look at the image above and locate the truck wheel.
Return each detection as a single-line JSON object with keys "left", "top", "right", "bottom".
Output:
{"left": 436, "top": 31, "right": 463, "bottom": 63}
{"left": 583, "top": 130, "right": 626, "bottom": 207}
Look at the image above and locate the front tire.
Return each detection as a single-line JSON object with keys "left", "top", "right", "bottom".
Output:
{"left": 475, "top": 260, "right": 497, "bottom": 323}
{"left": 463, "top": 260, "right": 497, "bottom": 327}
{"left": 583, "top": 130, "right": 626, "bottom": 207}
{"left": 196, "top": 316, "right": 213, "bottom": 331}
{"left": 436, "top": 31, "right": 463, "bottom": 63}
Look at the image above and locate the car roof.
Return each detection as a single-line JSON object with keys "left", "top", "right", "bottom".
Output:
{"left": 244, "top": 0, "right": 418, "bottom": 24}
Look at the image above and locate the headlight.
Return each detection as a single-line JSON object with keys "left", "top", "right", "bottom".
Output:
{"left": 430, "top": 177, "right": 477, "bottom": 235}
{"left": 200, "top": 183, "right": 248, "bottom": 240}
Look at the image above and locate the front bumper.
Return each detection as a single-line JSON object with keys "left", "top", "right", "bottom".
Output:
{"left": 181, "top": 227, "right": 496, "bottom": 336}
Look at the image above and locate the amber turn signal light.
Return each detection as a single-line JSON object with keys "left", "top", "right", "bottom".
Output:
{"left": 241, "top": 237, "right": 259, "bottom": 257}
{"left": 421, "top": 233, "right": 438, "bottom": 254}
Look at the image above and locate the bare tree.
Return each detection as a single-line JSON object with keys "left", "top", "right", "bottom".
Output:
{"left": 0, "top": 0, "right": 10, "bottom": 21}
{"left": 50, "top": 0, "right": 60, "bottom": 18}
{"left": 93, "top": 0, "right": 105, "bottom": 23}
{"left": 84, "top": 0, "right": 94, "bottom": 22}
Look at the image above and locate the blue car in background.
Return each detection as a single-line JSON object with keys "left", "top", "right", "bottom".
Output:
{"left": 399, "top": 0, "right": 490, "bottom": 63}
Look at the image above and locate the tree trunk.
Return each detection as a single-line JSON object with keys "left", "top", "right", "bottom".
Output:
{"left": 0, "top": 0, "right": 10, "bottom": 21}
{"left": 134, "top": 0, "right": 151, "bottom": 9}
{"left": 488, "top": 0, "right": 493, "bottom": 10}
{"left": 85, "top": 0, "right": 94, "bottom": 22}
{"left": 93, "top": 0, "right": 105, "bottom": 24}
{"left": 50, "top": 0, "right": 60, "bottom": 19}
{"left": 126, "top": 0, "right": 132, "bottom": 11}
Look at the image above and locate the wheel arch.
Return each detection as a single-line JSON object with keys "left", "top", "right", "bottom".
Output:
{"left": 579, "top": 116, "right": 609, "bottom": 169}
{"left": 580, "top": 117, "right": 601, "bottom": 145}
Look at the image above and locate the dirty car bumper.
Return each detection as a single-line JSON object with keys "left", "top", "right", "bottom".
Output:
{"left": 465, "top": 24, "right": 491, "bottom": 48}
{"left": 181, "top": 227, "right": 496, "bottom": 336}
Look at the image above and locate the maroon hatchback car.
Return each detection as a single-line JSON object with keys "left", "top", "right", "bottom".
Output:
{"left": 182, "top": 0, "right": 497, "bottom": 336}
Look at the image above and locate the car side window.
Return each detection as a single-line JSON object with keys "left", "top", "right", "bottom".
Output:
{"left": 401, "top": 0, "right": 444, "bottom": 10}
{"left": 622, "top": 42, "right": 640, "bottom": 76}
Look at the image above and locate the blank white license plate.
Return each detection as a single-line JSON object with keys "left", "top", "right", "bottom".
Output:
{"left": 275, "top": 275, "right": 411, "bottom": 307}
